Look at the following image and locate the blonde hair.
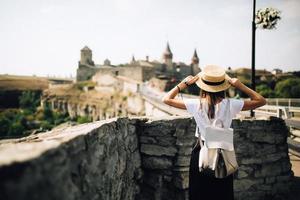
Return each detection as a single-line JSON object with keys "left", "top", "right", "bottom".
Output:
{"left": 198, "top": 90, "right": 226, "bottom": 119}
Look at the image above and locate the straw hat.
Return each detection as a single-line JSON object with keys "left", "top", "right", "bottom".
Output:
{"left": 195, "top": 65, "right": 231, "bottom": 92}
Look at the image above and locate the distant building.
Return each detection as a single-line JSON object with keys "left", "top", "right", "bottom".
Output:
{"left": 80, "top": 46, "right": 95, "bottom": 66}
{"left": 272, "top": 68, "right": 283, "bottom": 75}
{"left": 103, "top": 59, "right": 111, "bottom": 66}
{"left": 76, "top": 43, "right": 201, "bottom": 91}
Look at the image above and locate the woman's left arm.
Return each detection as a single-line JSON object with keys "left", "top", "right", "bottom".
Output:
{"left": 162, "top": 75, "right": 199, "bottom": 109}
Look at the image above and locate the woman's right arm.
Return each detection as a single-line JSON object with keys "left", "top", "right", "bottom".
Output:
{"left": 228, "top": 78, "right": 266, "bottom": 111}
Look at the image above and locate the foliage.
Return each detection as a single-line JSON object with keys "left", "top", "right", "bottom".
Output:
{"left": 256, "top": 84, "right": 276, "bottom": 98}
{"left": 0, "top": 109, "right": 26, "bottom": 137}
{"left": 40, "top": 121, "right": 53, "bottom": 130}
{"left": 9, "top": 121, "right": 25, "bottom": 136}
{"left": 256, "top": 7, "right": 281, "bottom": 29}
{"left": 0, "top": 113, "right": 10, "bottom": 136}
{"left": 74, "top": 81, "right": 96, "bottom": 90}
{"left": 53, "top": 112, "right": 69, "bottom": 126}
{"left": 292, "top": 71, "right": 300, "bottom": 78}
{"left": 42, "top": 104, "right": 54, "bottom": 122}
{"left": 19, "top": 91, "right": 41, "bottom": 112}
{"left": 0, "top": 91, "right": 71, "bottom": 138}
{"left": 76, "top": 116, "right": 92, "bottom": 124}
{"left": 275, "top": 78, "right": 300, "bottom": 98}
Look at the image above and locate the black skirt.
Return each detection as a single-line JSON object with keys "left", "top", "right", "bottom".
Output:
{"left": 188, "top": 138, "right": 234, "bottom": 200}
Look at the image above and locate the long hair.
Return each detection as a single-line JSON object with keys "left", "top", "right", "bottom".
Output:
{"left": 199, "top": 90, "right": 226, "bottom": 119}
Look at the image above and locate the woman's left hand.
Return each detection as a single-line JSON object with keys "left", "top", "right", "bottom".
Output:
{"left": 181, "top": 75, "right": 199, "bottom": 86}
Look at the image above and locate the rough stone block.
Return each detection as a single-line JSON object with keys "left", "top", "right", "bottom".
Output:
{"left": 139, "top": 136, "right": 156, "bottom": 144}
{"left": 254, "top": 163, "right": 282, "bottom": 178}
{"left": 176, "top": 137, "right": 195, "bottom": 146}
{"left": 140, "top": 144, "right": 177, "bottom": 156}
{"left": 276, "top": 174, "right": 292, "bottom": 182}
{"left": 265, "top": 176, "right": 276, "bottom": 184}
{"left": 142, "top": 156, "right": 172, "bottom": 169}
{"left": 234, "top": 179, "right": 257, "bottom": 191}
{"left": 143, "top": 172, "right": 163, "bottom": 189}
{"left": 281, "top": 161, "right": 292, "bottom": 173}
{"left": 173, "top": 171, "right": 189, "bottom": 189}
{"left": 237, "top": 169, "right": 249, "bottom": 179}
{"left": 174, "top": 156, "right": 191, "bottom": 167}
{"left": 239, "top": 157, "right": 262, "bottom": 165}
{"left": 125, "top": 134, "right": 138, "bottom": 152}
{"left": 263, "top": 153, "right": 283, "bottom": 163}
{"left": 173, "top": 166, "right": 190, "bottom": 172}
{"left": 155, "top": 136, "right": 176, "bottom": 146}
{"left": 247, "top": 131, "right": 276, "bottom": 144}
{"left": 141, "top": 121, "right": 176, "bottom": 136}
{"left": 177, "top": 146, "right": 192, "bottom": 156}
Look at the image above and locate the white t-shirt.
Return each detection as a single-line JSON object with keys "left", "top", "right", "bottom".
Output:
{"left": 183, "top": 98, "right": 244, "bottom": 139}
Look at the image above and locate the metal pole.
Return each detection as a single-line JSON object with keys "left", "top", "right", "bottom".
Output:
{"left": 251, "top": 0, "right": 256, "bottom": 117}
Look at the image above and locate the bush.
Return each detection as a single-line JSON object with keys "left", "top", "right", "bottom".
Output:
{"left": 76, "top": 116, "right": 92, "bottom": 124}
{"left": 275, "top": 78, "right": 300, "bottom": 98}
{"left": 74, "top": 81, "right": 96, "bottom": 91}
{"left": 40, "top": 121, "right": 53, "bottom": 131}
{"left": 53, "top": 112, "right": 69, "bottom": 125}
{"left": 19, "top": 91, "right": 41, "bottom": 112}
{"left": 43, "top": 104, "right": 53, "bottom": 122}
{"left": 8, "top": 121, "right": 25, "bottom": 136}
{"left": 257, "top": 84, "right": 276, "bottom": 98}
{"left": 0, "top": 114, "right": 10, "bottom": 136}
{"left": 0, "top": 93, "right": 73, "bottom": 138}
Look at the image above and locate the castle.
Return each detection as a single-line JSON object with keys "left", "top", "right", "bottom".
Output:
{"left": 76, "top": 43, "right": 201, "bottom": 83}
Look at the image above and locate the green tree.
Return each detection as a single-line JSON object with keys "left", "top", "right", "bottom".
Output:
{"left": 19, "top": 91, "right": 41, "bottom": 112}
{"left": 0, "top": 114, "right": 10, "bottom": 136}
{"left": 275, "top": 78, "right": 300, "bottom": 98}
{"left": 257, "top": 84, "right": 276, "bottom": 98}
{"left": 8, "top": 121, "right": 25, "bottom": 136}
{"left": 43, "top": 104, "right": 53, "bottom": 122}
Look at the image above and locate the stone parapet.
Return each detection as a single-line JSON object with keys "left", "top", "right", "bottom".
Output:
{"left": 0, "top": 116, "right": 293, "bottom": 200}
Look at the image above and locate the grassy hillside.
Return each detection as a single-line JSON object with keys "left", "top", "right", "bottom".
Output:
{"left": 0, "top": 74, "right": 49, "bottom": 91}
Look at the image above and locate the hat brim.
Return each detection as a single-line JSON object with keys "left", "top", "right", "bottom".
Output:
{"left": 195, "top": 72, "right": 231, "bottom": 92}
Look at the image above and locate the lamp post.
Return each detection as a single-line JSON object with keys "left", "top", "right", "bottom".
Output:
{"left": 251, "top": 0, "right": 256, "bottom": 117}
{"left": 250, "top": 1, "right": 281, "bottom": 117}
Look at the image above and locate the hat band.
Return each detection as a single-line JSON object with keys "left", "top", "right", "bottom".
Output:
{"left": 201, "top": 78, "right": 225, "bottom": 86}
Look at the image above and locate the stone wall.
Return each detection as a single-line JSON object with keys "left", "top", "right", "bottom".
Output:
{"left": 137, "top": 117, "right": 293, "bottom": 200}
{"left": 137, "top": 117, "right": 196, "bottom": 200}
{"left": 0, "top": 118, "right": 143, "bottom": 200}
{"left": 42, "top": 98, "right": 122, "bottom": 121}
{"left": 0, "top": 116, "right": 293, "bottom": 200}
{"left": 76, "top": 64, "right": 155, "bottom": 82}
{"left": 232, "top": 118, "right": 292, "bottom": 200}
{"left": 41, "top": 92, "right": 130, "bottom": 121}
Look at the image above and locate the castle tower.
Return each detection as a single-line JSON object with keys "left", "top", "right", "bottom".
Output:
{"left": 191, "top": 49, "right": 200, "bottom": 75}
{"left": 163, "top": 42, "right": 173, "bottom": 71}
{"left": 104, "top": 58, "right": 111, "bottom": 66}
{"left": 80, "top": 46, "right": 94, "bottom": 66}
{"left": 131, "top": 55, "right": 136, "bottom": 65}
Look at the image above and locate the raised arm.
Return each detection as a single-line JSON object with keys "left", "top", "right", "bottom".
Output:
{"left": 162, "top": 75, "right": 199, "bottom": 109}
{"left": 228, "top": 78, "right": 266, "bottom": 111}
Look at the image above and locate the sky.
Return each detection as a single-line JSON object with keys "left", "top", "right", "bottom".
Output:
{"left": 0, "top": 0, "right": 299, "bottom": 77}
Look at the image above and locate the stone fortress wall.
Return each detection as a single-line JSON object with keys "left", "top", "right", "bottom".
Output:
{"left": 0, "top": 116, "right": 293, "bottom": 200}
{"left": 76, "top": 44, "right": 200, "bottom": 84}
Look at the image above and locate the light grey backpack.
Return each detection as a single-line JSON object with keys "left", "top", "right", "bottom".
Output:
{"left": 194, "top": 99, "right": 239, "bottom": 178}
